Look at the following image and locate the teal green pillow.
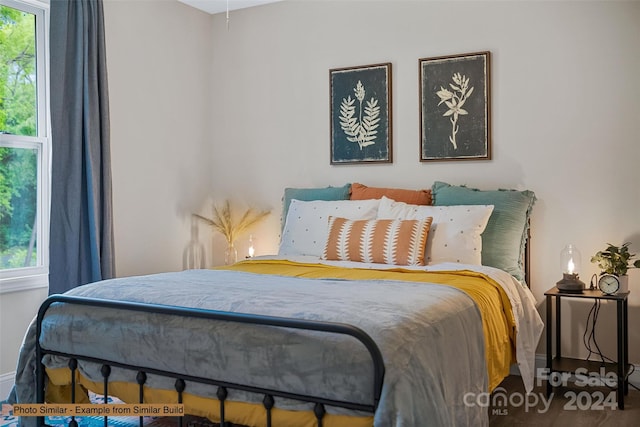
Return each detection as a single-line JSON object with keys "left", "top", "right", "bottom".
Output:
{"left": 281, "top": 184, "right": 351, "bottom": 229}
{"left": 432, "top": 181, "right": 536, "bottom": 282}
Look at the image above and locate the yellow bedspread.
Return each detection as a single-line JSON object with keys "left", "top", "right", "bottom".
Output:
{"left": 45, "top": 259, "right": 515, "bottom": 427}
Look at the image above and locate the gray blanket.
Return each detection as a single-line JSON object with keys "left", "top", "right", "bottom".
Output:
{"left": 11, "top": 268, "right": 489, "bottom": 426}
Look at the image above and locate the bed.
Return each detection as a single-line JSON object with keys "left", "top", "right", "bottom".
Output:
{"left": 10, "top": 181, "right": 544, "bottom": 427}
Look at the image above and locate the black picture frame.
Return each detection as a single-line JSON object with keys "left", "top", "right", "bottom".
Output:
{"left": 419, "top": 52, "right": 490, "bottom": 162}
{"left": 330, "top": 63, "right": 392, "bottom": 164}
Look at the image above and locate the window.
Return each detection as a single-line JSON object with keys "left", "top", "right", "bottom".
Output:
{"left": 0, "top": 0, "right": 49, "bottom": 293}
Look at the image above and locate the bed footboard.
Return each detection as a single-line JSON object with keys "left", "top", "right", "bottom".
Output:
{"left": 35, "top": 295, "right": 386, "bottom": 427}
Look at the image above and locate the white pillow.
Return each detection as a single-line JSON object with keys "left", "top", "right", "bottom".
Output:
{"left": 279, "top": 199, "right": 380, "bottom": 257}
{"left": 377, "top": 196, "right": 494, "bottom": 265}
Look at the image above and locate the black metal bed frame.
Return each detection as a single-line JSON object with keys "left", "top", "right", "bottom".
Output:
{"left": 35, "top": 295, "right": 385, "bottom": 427}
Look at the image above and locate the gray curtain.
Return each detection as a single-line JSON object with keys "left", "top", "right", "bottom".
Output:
{"left": 49, "top": 0, "right": 115, "bottom": 295}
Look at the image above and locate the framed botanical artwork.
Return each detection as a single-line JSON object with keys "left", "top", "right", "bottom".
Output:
{"left": 330, "top": 62, "right": 392, "bottom": 164}
{"left": 419, "top": 51, "right": 490, "bottom": 162}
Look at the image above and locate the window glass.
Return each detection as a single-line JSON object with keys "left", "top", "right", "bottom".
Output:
{"left": 1, "top": 4, "right": 37, "bottom": 137}
{"left": 0, "top": 146, "right": 37, "bottom": 269}
{"left": 0, "top": 0, "right": 48, "bottom": 286}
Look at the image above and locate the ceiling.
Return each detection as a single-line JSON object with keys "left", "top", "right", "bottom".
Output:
{"left": 177, "top": 0, "right": 282, "bottom": 15}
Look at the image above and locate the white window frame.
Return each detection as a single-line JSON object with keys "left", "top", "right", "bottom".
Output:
{"left": 0, "top": 0, "right": 50, "bottom": 294}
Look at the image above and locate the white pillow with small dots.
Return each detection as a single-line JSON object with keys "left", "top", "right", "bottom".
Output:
{"left": 377, "top": 196, "right": 493, "bottom": 266}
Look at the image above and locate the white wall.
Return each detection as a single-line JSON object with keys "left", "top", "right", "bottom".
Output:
{"left": 0, "top": 287, "right": 47, "bottom": 394}
{"left": 105, "top": 0, "right": 214, "bottom": 277}
{"left": 208, "top": 1, "right": 640, "bottom": 361}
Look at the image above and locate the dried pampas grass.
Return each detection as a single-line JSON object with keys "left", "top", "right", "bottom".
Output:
{"left": 194, "top": 200, "right": 270, "bottom": 244}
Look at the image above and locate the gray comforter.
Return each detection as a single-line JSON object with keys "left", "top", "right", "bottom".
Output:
{"left": 11, "top": 268, "right": 489, "bottom": 426}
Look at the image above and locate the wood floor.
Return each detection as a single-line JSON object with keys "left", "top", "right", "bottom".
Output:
{"left": 489, "top": 375, "right": 640, "bottom": 426}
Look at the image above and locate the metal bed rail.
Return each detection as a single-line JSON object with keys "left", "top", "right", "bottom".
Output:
{"left": 35, "top": 295, "right": 386, "bottom": 427}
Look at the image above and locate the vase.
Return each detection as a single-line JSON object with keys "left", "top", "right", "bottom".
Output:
{"left": 619, "top": 275, "right": 629, "bottom": 293}
{"left": 224, "top": 241, "right": 238, "bottom": 265}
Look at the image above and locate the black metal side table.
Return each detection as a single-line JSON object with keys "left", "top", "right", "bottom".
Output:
{"left": 545, "top": 286, "right": 631, "bottom": 409}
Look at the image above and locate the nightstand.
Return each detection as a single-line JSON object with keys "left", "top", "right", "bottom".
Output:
{"left": 545, "top": 287, "right": 631, "bottom": 409}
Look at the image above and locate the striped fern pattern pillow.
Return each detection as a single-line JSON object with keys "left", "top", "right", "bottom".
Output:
{"left": 323, "top": 216, "right": 433, "bottom": 266}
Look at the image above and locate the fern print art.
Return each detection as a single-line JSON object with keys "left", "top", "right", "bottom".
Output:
{"left": 419, "top": 52, "right": 489, "bottom": 161}
{"left": 330, "top": 63, "right": 391, "bottom": 164}
{"left": 339, "top": 80, "right": 381, "bottom": 150}
{"left": 436, "top": 72, "right": 474, "bottom": 150}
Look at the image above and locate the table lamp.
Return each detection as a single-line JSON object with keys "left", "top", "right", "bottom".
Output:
{"left": 556, "top": 244, "right": 585, "bottom": 292}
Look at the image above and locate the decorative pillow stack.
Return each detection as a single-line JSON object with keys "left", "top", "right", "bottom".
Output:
{"left": 277, "top": 182, "right": 535, "bottom": 277}
{"left": 377, "top": 196, "right": 494, "bottom": 265}
{"left": 323, "top": 216, "right": 433, "bottom": 266}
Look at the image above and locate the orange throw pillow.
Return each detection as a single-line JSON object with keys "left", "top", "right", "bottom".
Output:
{"left": 323, "top": 216, "right": 432, "bottom": 266}
{"left": 350, "top": 183, "right": 432, "bottom": 205}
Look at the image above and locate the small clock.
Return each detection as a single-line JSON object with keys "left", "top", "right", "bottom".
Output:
{"left": 598, "top": 274, "right": 620, "bottom": 295}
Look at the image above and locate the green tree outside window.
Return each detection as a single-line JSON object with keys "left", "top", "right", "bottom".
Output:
{"left": 0, "top": 5, "right": 38, "bottom": 269}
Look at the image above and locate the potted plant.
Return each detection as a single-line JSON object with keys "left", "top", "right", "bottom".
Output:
{"left": 591, "top": 242, "right": 640, "bottom": 293}
{"left": 591, "top": 242, "right": 640, "bottom": 275}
